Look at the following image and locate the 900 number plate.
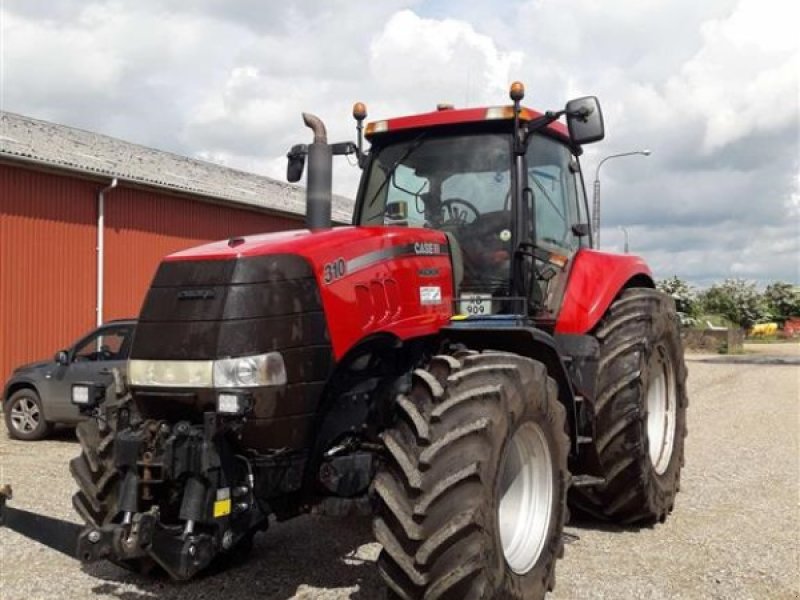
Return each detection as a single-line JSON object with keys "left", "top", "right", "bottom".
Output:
{"left": 460, "top": 294, "right": 493, "bottom": 316}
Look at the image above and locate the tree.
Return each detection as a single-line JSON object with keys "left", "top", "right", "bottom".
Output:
{"left": 657, "top": 275, "right": 700, "bottom": 317}
{"left": 764, "top": 282, "right": 800, "bottom": 322}
{"left": 698, "top": 279, "right": 770, "bottom": 329}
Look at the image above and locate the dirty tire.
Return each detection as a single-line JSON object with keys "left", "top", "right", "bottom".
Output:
{"left": 570, "top": 288, "right": 688, "bottom": 525}
{"left": 70, "top": 402, "right": 157, "bottom": 575}
{"left": 4, "top": 389, "right": 52, "bottom": 441}
{"left": 372, "top": 351, "right": 570, "bottom": 600}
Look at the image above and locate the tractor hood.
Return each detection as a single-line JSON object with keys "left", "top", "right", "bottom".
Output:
{"left": 133, "top": 226, "right": 454, "bottom": 363}
{"left": 164, "top": 226, "right": 443, "bottom": 266}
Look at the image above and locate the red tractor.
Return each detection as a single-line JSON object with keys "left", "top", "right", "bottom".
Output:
{"left": 1, "top": 83, "right": 687, "bottom": 599}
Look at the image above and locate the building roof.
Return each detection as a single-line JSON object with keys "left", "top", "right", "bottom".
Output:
{"left": 0, "top": 111, "right": 353, "bottom": 223}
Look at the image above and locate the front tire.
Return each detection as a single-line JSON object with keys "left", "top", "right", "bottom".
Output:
{"left": 70, "top": 397, "right": 158, "bottom": 575}
{"left": 372, "top": 351, "right": 569, "bottom": 599}
{"left": 5, "top": 389, "right": 52, "bottom": 440}
{"left": 570, "top": 288, "right": 688, "bottom": 524}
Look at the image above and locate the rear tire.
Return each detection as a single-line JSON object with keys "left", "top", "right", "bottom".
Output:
{"left": 570, "top": 288, "right": 688, "bottom": 524}
{"left": 372, "top": 351, "right": 570, "bottom": 599}
{"left": 4, "top": 389, "right": 52, "bottom": 441}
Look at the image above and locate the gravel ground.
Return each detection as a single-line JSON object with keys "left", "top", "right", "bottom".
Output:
{"left": 1, "top": 343, "right": 798, "bottom": 599}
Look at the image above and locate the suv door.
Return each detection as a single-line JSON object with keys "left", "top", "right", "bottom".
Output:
{"left": 45, "top": 324, "right": 134, "bottom": 423}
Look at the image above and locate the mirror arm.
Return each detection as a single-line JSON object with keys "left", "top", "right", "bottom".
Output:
{"left": 521, "top": 109, "right": 566, "bottom": 147}
{"left": 330, "top": 142, "right": 358, "bottom": 156}
{"left": 332, "top": 141, "right": 367, "bottom": 169}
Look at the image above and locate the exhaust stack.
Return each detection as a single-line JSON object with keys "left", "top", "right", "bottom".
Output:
{"left": 302, "top": 113, "right": 332, "bottom": 230}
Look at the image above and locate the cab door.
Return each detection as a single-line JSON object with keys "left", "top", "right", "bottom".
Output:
{"left": 525, "top": 135, "right": 587, "bottom": 319}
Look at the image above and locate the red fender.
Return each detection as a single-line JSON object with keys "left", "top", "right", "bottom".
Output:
{"left": 555, "top": 249, "right": 654, "bottom": 335}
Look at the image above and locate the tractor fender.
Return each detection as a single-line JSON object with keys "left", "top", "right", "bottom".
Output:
{"left": 556, "top": 249, "right": 654, "bottom": 335}
{"left": 441, "top": 325, "right": 580, "bottom": 454}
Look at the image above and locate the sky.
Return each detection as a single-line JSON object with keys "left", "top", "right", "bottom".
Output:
{"left": 0, "top": 0, "right": 797, "bottom": 287}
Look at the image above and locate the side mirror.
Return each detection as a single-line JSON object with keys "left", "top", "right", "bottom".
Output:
{"left": 286, "top": 144, "right": 307, "bottom": 183}
{"left": 565, "top": 96, "right": 604, "bottom": 145}
{"left": 54, "top": 350, "right": 69, "bottom": 366}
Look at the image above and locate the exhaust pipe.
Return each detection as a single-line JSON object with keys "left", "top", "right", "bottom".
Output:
{"left": 302, "top": 113, "right": 332, "bottom": 230}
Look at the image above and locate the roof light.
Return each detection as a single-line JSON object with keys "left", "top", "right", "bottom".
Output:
{"left": 485, "top": 106, "right": 515, "bottom": 120}
{"left": 510, "top": 81, "right": 525, "bottom": 102}
{"left": 366, "top": 120, "right": 388, "bottom": 135}
{"left": 352, "top": 102, "right": 367, "bottom": 121}
{"left": 436, "top": 103, "right": 455, "bottom": 111}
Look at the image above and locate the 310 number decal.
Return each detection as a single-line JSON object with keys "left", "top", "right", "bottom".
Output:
{"left": 323, "top": 258, "right": 347, "bottom": 284}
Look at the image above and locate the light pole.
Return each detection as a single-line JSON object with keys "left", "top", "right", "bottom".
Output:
{"left": 618, "top": 225, "right": 629, "bottom": 253}
{"left": 592, "top": 149, "right": 651, "bottom": 248}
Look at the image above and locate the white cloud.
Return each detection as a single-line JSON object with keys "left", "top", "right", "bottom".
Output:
{"left": 663, "top": 0, "right": 800, "bottom": 152}
{"left": 1, "top": 0, "right": 797, "bottom": 286}
{"left": 369, "top": 10, "right": 523, "bottom": 112}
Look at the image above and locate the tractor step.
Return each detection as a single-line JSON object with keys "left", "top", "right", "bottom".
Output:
{"left": 571, "top": 475, "right": 606, "bottom": 488}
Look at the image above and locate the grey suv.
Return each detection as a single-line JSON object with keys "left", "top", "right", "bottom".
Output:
{"left": 2, "top": 320, "right": 136, "bottom": 440}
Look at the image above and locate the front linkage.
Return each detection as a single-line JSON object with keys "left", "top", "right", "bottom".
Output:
{"left": 1, "top": 374, "right": 265, "bottom": 580}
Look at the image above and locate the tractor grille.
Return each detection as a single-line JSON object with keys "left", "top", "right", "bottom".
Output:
{"left": 131, "top": 254, "right": 330, "bottom": 361}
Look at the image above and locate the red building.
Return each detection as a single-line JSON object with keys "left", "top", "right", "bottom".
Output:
{"left": 0, "top": 111, "right": 352, "bottom": 384}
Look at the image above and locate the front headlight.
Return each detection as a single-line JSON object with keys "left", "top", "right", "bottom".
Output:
{"left": 213, "top": 352, "right": 287, "bottom": 388}
{"left": 71, "top": 382, "right": 106, "bottom": 407}
{"left": 128, "top": 352, "right": 287, "bottom": 389}
{"left": 217, "top": 391, "right": 251, "bottom": 415}
{"left": 129, "top": 359, "right": 214, "bottom": 388}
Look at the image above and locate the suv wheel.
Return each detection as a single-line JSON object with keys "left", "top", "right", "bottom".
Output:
{"left": 5, "top": 389, "right": 52, "bottom": 441}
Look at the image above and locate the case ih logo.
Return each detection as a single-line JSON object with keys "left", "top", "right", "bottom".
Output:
{"left": 414, "top": 242, "right": 441, "bottom": 255}
{"left": 177, "top": 289, "right": 216, "bottom": 300}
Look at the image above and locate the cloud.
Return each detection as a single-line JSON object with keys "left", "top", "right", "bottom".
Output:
{"left": 1, "top": 0, "right": 797, "bottom": 287}
{"left": 369, "top": 10, "right": 523, "bottom": 110}
{"left": 662, "top": 0, "right": 799, "bottom": 153}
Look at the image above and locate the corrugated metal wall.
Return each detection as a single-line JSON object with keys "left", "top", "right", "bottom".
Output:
{"left": 103, "top": 186, "right": 300, "bottom": 322}
{"left": 0, "top": 162, "right": 302, "bottom": 386}
{"left": 0, "top": 164, "right": 97, "bottom": 386}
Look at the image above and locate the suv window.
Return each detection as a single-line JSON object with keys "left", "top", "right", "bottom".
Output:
{"left": 74, "top": 327, "right": 132, "bottom": 362}
{"left": 526, "top": 135, "right": 580, "bottom": 252}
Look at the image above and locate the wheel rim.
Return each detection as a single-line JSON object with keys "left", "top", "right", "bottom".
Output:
{"left": 497, "top": 421, "right": 553, "bottom": 575}
{"left": 646, "top": 350, "right": 677, "bottom": 475}
{"left": 10, "top": 397, "right": 41, "bottom": 433}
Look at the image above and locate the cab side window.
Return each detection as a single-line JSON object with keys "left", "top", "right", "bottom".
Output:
{"left": 572, "top": 158, "right": 591, "bottom": 248}
{"left": 526, "top": 135, "right": 580, "bottom": 252}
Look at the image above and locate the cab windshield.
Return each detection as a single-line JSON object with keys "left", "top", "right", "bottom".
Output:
{"left": 359, "top": 133, "right": 513, "bottom": 294}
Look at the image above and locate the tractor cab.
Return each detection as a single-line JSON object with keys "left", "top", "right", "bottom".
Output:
{"left": 300, "top": 82, "right": 605, "bottom": 325}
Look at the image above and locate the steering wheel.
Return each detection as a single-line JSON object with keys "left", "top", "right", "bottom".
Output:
{"left": 440, "top": 197, "right": 480, "bottom": 226}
